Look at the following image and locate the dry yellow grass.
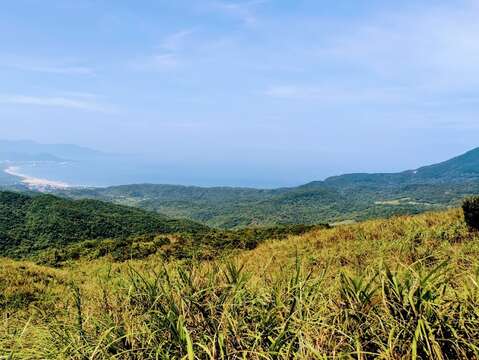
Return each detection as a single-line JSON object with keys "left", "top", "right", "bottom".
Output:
{"left": 1, "top": 208, "right": 479, "bottom": 358}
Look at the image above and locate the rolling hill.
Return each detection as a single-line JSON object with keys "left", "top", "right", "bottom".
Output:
{"left": 322, "top": 146, "right": 479, "bottom": 186}
{"left": 63, "top": 147, "right": 479, "bottom": 228}
{"left": 0, "top": 191, "right": 208, "bottom": 258}
{"left": 0, "top": 191, "right": 319, "bottom": 261}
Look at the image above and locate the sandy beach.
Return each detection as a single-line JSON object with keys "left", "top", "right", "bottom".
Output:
{"left": 4, "top": 165, "right": 70, "bottom": 190}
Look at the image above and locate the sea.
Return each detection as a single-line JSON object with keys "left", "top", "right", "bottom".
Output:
{"left": 9, "top": 158, "right": 288, "bottom": 188}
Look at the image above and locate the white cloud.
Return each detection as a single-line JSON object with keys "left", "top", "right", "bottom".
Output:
{"left": 12, "top": 65, "right": 93, "bottom": 75}
{"left": 160, "top": 30, "right": 195, "bottom": 51}
{"left": 0, "top": 94, "right": 116, "bottom": 113}
{"left": 151, "top": 54, "right": 179, "bottom": 68}
{"left": 0, "top": 56, "right": 94, "bottom": 75}
{"left": 264, "top": 85, "right": 411, "bottom": 105}
{"left": 130, "top": 30, "right": 195, "bottom": 73}
{"left": 129, "top": 53, "right": 181, "bottom": 72}
{"left": 314, "top": 3, "right": 479, "bottom": 90}
{"left": 209, "top": 0, "right": 268, "bottom": 25}
{"left": 57, "top": 91, "right": 102, "bottom": 99}
{"left": 256, "top": 1, "right": 479, "bottom": 109}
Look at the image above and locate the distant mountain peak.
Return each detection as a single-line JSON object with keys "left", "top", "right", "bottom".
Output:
{"left": 0, "top": 139, "right": 112, "bottom": 161}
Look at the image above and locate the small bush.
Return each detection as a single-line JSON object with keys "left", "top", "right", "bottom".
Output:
{"left": 463, "top": 197, "right": 479, "bottom": 230}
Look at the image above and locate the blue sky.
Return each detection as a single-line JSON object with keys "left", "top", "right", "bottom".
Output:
{"left": 1, "top": 0, "right": 479, "bottom": 186}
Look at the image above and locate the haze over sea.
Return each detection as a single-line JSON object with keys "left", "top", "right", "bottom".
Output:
{"left": 11, "top": 157, "right": 303, "bottom": 188}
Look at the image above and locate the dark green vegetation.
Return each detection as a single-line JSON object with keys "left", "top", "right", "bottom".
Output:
{"left": 36, "top": 222, "right": 320, "bottom": 266}
{"left": 64, "top": 147, "right": 479, "bottom": 228}
{"left": 2, "top": 208, "right": 479, "bottom": 358}
{"left": 0, "top": 191, "right": 321, "bottom": 263}
{"left": 463, "top": 196, "right": 479, "bottom": 230}
{"left": 0, "top": 191, "right": 207, "bottom": 258}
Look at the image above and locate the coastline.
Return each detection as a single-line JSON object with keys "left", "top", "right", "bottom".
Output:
{"left": 4, "top": 165, "right": 70, "bottom": 190}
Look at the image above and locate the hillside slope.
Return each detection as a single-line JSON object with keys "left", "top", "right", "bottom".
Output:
{"left": 322, "top": 146, "right": 479, "bottom": 187}
{"left": 0, "top": 191, "right": 208, "bottom": 258}
{"left": 0, "top": 191, "right": 321, "bottom": 262}
{"left": 2, "top": 208, "right": 479, "bottom": 358}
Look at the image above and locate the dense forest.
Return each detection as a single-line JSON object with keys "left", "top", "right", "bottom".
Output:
{"left": 0, "top": 191, "right": 208, "bottom": 258}
{"left": 0, "top": 191, "right": 323, "bottom": 263}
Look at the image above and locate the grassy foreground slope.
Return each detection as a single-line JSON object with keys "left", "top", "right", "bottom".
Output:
{"left": 63, "top": 147, "right": 479, "bottom": 228}
{"left": 2, "top": 208, "right": 479, "bottom": 358}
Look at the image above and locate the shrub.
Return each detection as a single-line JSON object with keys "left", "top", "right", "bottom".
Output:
{"left": 462, "top": 196, "right": 479, "bottom": 230}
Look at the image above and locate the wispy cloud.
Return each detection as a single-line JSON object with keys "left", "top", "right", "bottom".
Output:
{"left": 150, "top": 54, "right": 180, "bottom": 68}
{"left": 159, "top": 29, "right": 195, "bottom": 51}
{"left": 0, "top": 94, "right": 116, "bottom": 113}
{"left": 11, "top": 64, "right": 93, "bottom": 75}
{"left": 255, "top": 1, "right": 479, "bottom": 109}
{"left": 264, "top": 85, "right": 411, "bottom": 105}
{"left": 313, "top": 4, "right": 479, "bottom": 90}
{"left": 0, "top": 56, "right": 94, "bottom": 75}
{"left": 129, "top": 30, "right": 195, "bottom": 72}
{"left": 129, "top": 53, "right": 180, "bottom": 71}
{"left": 209, "top": 0, "right": 268, "bottom": 25}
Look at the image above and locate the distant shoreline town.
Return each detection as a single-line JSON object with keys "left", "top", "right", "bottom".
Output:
{"left": 4, "top": 165, "right": 70, "bottom": 190}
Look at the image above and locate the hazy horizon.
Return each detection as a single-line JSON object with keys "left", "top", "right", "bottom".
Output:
{"left": 2, "top": 1, "right": 479, "bottom": 186}
{"left": 1, "top": 138, "right": 476, "bottom": 188}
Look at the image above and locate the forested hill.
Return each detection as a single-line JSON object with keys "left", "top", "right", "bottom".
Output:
{"left": 63, "top": 147, "right": 479, "bottom": 228}
{"left": 0, "top": 191, "right": 321, "bottom": 262}
{"left": 321, "top": 147, "right": 479, "bottom": 187}
{"left": 0, "top": 191, "right": 208, "bottom": 258}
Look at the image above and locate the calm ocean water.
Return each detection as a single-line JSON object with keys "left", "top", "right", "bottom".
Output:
{"left": 13, "top": 159, "right": 198, "bottom": 187}
{"left": 11, "top": 159, "right": 287, "bottom": 188}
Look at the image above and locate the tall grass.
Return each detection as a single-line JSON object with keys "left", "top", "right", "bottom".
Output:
{"left": 3, "top": 261, "right": 477, "bottom": 359}
{"left": 2, "top": 209, "right": 479, "bottom": 359}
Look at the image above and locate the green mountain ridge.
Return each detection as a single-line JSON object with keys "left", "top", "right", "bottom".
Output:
{"left": 0, "top": 191, "right": 320, "bottom": 262}
{"left": 0, "top": 191, "right": 208, "bottom": 258}
{"left": 61, "top": 147, "right": 479, "bottom": 228}
{"left": 321, "top": 147, "right": 479, "bottom": 187}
